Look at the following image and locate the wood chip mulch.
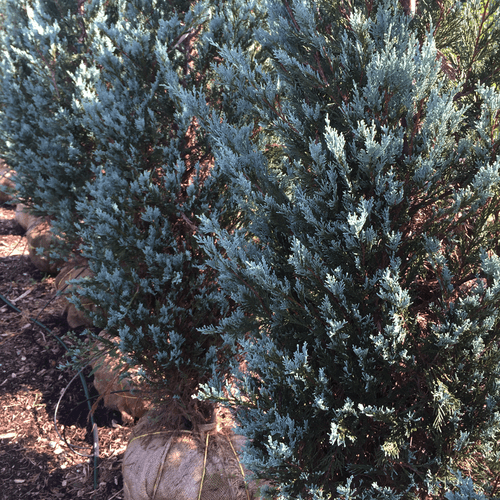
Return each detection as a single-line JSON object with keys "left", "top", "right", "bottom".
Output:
{"left": 0, "top": 201, "right": 131, "bottom": 500}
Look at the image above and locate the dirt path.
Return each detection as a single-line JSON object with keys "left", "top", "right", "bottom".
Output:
{"left": 0, "top": 202, "right": 129, "bottom": 500}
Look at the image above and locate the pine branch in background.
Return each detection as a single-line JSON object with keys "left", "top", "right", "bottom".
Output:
{"left": 413, "top": 0, "right": 500, "bottom": 94}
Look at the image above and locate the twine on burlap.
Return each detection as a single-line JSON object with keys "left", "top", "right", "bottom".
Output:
{"left": 128, "top": 430, "right": 192, "bottom": 500}
{"left": 198, "top": 432, "right": 210, "bottom": 500}
{"left": 151, "top": 435, "right": 173, "bottom": 500}
{"left": 197, "top": 430, "right": 251, "bottom": 500}
{"left": 226, "top": 434, "right": 251, "bottom": 500}
{"left": 127, "top": 428, "right": 251, "bottom": 500}
{"left": 127, "top": 429, "right": 192, "bottom": 447}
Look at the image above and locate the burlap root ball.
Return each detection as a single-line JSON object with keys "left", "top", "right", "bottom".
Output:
{"left": 54, "top": 258, "right": 97, "bottom": 328}
{"left": 90, "top": 331, "right": 150, "bottom": 423}
{"left": 26, "top": 219, "right": 65, "bottom": 273}
{"left": 123, "top": 408, "right": 267, "bottom": 500}
{"left": 15, "top": 203, "right": 42, "bottom": 231}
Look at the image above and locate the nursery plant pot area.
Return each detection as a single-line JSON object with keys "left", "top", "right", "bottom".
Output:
{"left": 0, "top": 201, "right": 128, "bottom": 500}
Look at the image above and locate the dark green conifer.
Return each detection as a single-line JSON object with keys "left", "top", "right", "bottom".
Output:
{"left": 196, "top": 0, "right": 500, "bottom": 496}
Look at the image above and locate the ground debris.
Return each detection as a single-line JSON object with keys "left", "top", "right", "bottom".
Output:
{"left": 0, "top": 202, "right": 128, "bottom": 500}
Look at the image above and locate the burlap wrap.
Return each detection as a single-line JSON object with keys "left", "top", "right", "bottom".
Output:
{"left": 123, "top": 409, "right": 265, "bottom": 500}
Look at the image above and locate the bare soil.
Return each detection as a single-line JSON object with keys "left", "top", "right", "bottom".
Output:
{"left": 0, "top": 201, "right": 130, "bottom": 500}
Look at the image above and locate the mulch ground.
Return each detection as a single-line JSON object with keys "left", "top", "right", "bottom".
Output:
{"left": 0, "top": 201, "right": 130, "bottom": 500}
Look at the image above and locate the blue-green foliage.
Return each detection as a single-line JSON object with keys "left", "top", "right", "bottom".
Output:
{"left": 3, "top": 0, "right": 500, "bottom": 495}
{"left": 0, "top": 0, "right": 95, "bottom": 257}
{"left": 0, "top": 0, "right": 267, "bottom": 413}
{"left": 197, "top": 0, "right": 500, "bottom": 496}
{"left": 66, "top": 0, "right": 267, "bottom": 408}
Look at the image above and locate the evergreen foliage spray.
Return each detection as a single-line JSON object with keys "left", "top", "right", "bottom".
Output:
{"left": 196, "top": 0, "right": 500, "bottom": 496}
{"left": 64, "top": 0, "right": 267, "bottom": 419}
